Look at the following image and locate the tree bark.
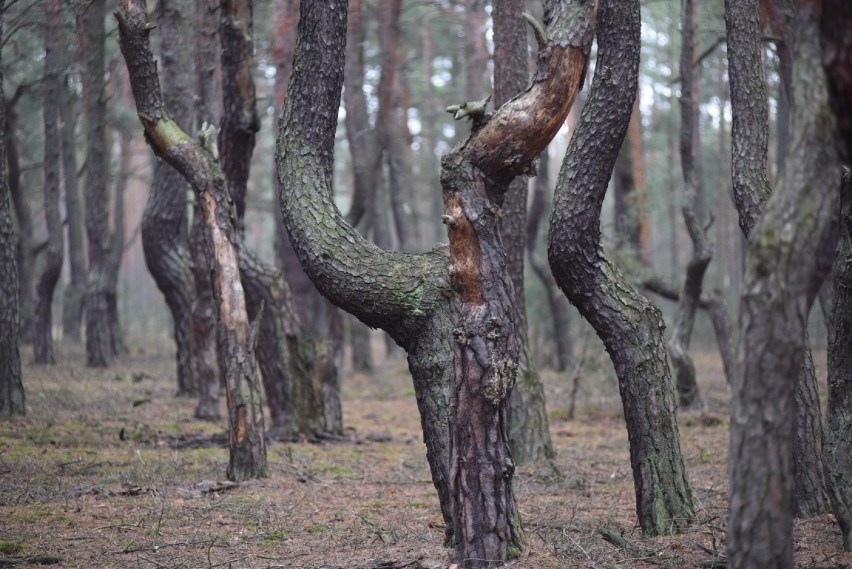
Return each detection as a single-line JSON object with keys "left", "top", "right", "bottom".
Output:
{"left": 492, "top": 0, "right": 554, "bottom": 465}
{"left": 420, "top": 18, "right": 444, "bottom": 245}
{"left": 191, "top": 0, "right": 220, "bottom": 421}
{"left": 4, "top": 92, "right": 33, "bottom": 344}
{"left": 141, "top": 0, "right": 196, "bottom": 388}
{"left": 826, "top": 167, "right": 852, "bottom": 550}
{"left": 725, "top": 3, "right": 840, "bottom": 565}
{"left": 60, "top": 73, "right": 86, "bottom": 343}
{"left": 820, "top": 0, "right": 852, "bottom": 163}
{"left": 107, "top": 123, "right": 131, "bottom": 357}
{"left": 33, "top": 0, "right": 64, "bottom": 365}
{"left": 117, "top": 0, "right": 268, "bottom": 481}
{"left": 0, "top": 0, "right": 25, "bottom": 417}
{"left": 548, "top": 0, "right": 696, "bottom": 536}
{"left": 81, "top": 0, "right": 113, "bottom": 368}
{"left": 668, "top": 0, "right": 709, "bottom": 409}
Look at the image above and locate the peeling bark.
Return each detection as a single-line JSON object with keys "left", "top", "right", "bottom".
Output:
{"left": 548, "top": 0, "right": 696, "bottom": 536}
{"left": 117, "top": 0, "right": 267, "bottom": 481}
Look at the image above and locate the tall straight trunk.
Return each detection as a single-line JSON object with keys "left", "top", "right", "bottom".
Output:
{"left": 4, "top": 93, "right": 33, "bottom": 343}
{"left": 33, "top": 0, "right": 65, "bottom": 365}
{"left": 548, "top": 0, "right": 696, "bottom": 536}
{"left": 191, "top": 0, "right": 220, "bottom": 421}
{"left": 526, "top": 148, "right": 571, "bottom": 372}
{"left": 492, "top": 0, "right": 553, "bottom": 464}
{"left": 118, "top": 0, "right": 267, "bottom": 481}
{"left": 82, "top": 0, "right": 113, "bottom": 367}
{"left": 669, "top": 0, "right": 710, "bottom": 409}
{"left": 612, "top": 100, "right": 648, "bottom": 264}
{"left": 221, "top": 0, "right": 340, "bottom": 436}
{"left": 826, "top": 168, "right": 852, "bottom": 550}
{"left": 60, "top": 75, "right": 86, "bottom": 342}
{"left": 420, "top": 19, "right": 443, "bottom": 245}
{"left": 0, "top": 0, "right": 25, "bottom": 417}
{"left": 725, "top": 3, "right": 840, "bottom": 566}
{"left": 141, "top": 0, "right": 196, "bottom": 389}
{"left": 106, "top": 124, "right": 130, "bottom": 356}
{"left": 464, "top": 0, "right": 487, "bottom": 101}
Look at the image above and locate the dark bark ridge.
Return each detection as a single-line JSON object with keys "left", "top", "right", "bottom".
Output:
{"left": 826, "top": 167, "right": 852, "bottom": 551}
{"left": 441, "top": 3, "right": 594, "bottom": 565}
{"left": 548, "top": 0, "right": 696, "bottom": 536}
{"left": 725, "top": 4, "right": 840, "bottom": 565}
{"left": 0, "top": 0, "right": 25, "bottom": 417}
{"left": 117, "top": 0, "right": 268, "bottom": 481}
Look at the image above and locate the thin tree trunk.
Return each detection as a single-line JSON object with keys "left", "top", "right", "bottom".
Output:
{"left": 118, "top": 0, "right": 267, "bottom": 480}
{"left": 526, "top": 148, "right": 571, "bottom": 372}
{"left": 4, "top": 93, "right": 33, "bottom": 344}
{"left": 669, "top": 0, "right": 709, "bottom": 409}
{"left": 33, "top": 0, "right": 64, "bottom": 365}
{"left": 725, "top": 2, "right": 840, "bottom": 565}
{"left": 420, "top": 19, "right": 443, "bottom": 245}
{"left": 191, "top": 0, "right": 220, "bottom": 421}
{"left": 548, "top": 0, "right": 696, "bottom": 536}
{"left": 0, "top": 0, "right": 25, "bottom": 417}
{"left": 60, "top": 74, "right": 86, "bottom": 343}
{"left": 492, "top": 0, "right": 553, "bottom": 464}
{"left": 107, "top": 123, "right": 130, "bottom": 357}
{"left": 81, "top": 0, "right": 113, "bottom": 368}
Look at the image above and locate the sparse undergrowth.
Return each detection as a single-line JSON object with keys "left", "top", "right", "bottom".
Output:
{"left": 0, "top": 343, "right": 849, "bottom": 569}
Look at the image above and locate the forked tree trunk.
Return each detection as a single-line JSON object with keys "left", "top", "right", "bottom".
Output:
{"left": 81, "top": 0, "right": 113, "bottom": 368}
{"left": 0, "top": 0, "right": 25, "bottom": 417}
{"left": 117, "top": 0, "right": 267, "bottom": 481}
{"left": 33, "top": 0, "right": 64, "bottom": 365}
{"left": 191, "top": 0, "right": 220, "bottom": 421}
{"left": 548, "top": 0, "right": 696, "bottom": 536}
{"left": 442, "top": 3, "right": 594, "bottom": 563}
{"left": 141, "top": 0, "right": 196, "bottom": 389}
{"left": 492, "top": 0, "right": 554, "bottom": 464}
{"left": 725, "top": 3, "right": 840, "bottom": 565}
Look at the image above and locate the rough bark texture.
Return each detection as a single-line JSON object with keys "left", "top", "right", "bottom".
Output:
{"left": 441, "top": 2, "right": 595, "bottom": 563}
{"left": 793, "top": 334, "right": 829, "bottom": 517}
{"left": 526, "top": 148, "right": 572, "bottom": 372}
{"left": 191, "top": 0, "right": 220, "bottom": 421}
{"left": 60, "top": 74, "right": 86, "bottom": 343}
{"left": 0, "top": 0, "right": 25, "bottom": 418}
{"left": 492, "top": 0, "right": 554, "bottom": 465}
{"left": 117, "top": 0, "right": 267, "bottom": 481}
{"left": 821, "top": 1, "right": 852, "bottom": 163}
{"left": 82, "top": 0, "right": 113, "bottom": 368}
{"left": 725, "top": 4, "right": 840, "bottom": 566}
{"left": 548, "top": 0, "right": 696, "bottom": 536}
{"left": 5, "top": 92, "right": 32, "bottom": 344}
{"left": 279, "top": 0, "right": 459, "bottom": 542}
{"left": 668, "top": 0, "right": 708, "bottom": 409}
{"left": 141, "top": 0, "right": 196, "bottom": 389}
{"left": 33, "top": 0, "right": 65, "bottom": 365}
{"left": 826, "top": 168, "right": 852, "bottom": 551}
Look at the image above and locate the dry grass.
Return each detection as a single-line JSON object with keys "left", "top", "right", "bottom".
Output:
{"left": 0, "top": 343, "right": 849, "bottom": 569}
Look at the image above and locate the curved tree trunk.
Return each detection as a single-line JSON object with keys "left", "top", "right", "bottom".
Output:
{"left": 117, "top": 0, "right": 267, "bottom": 481}
{"left": 0, "top": 0, "right": 25, "bottom": 417}
{"left": 191, "top": 0, "right": 220, "bottom": 421}
{"left": 81, "top": 0, "right": 113, "bottom": 368}
{"left": 548, "top": 0, "right": 696, "bottom": 536}
{"left": 724, "top": 3, "right": 840, "bottom": 565}
{"left": 492, "top": 0, "right": 553, "bottom": 464}
{"left": 141, "top": 0, "right": 196, "bottom": 389}
{"left": 33, "top": 0, "right": 64, "bottom": 365}
{"left": 60, "top": 75, "right": 86, "bottom": 343}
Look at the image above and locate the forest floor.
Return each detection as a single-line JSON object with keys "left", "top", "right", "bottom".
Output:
{"left": 1, "top": 341, "right": 850, "bottom": 569}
